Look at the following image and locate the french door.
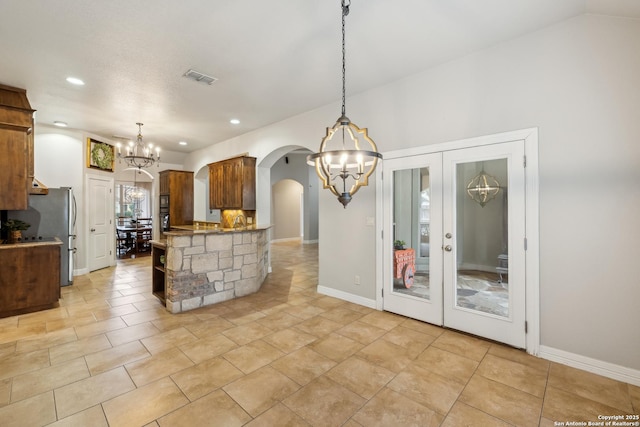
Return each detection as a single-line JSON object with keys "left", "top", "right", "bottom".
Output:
{"left": 383, "top": 141, "right": 527, "bottom": 348}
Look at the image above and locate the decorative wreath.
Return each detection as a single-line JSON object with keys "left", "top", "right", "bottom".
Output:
{"left": 91, "top": 142, "right": 114, "bottom": 170}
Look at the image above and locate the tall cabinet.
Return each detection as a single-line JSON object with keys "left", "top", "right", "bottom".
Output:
{"left": 159, "top": 170, "right": 194, "bottom": 233}
{"left": 0, "top": 84, "right": 35, "bottom": 210}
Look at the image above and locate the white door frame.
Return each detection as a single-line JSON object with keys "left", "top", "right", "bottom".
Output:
{"left": 376, "top": 128, "right": 540, "bottom": 355}
{"left": 85, "top": 173, "right": 115, "bottom": 270}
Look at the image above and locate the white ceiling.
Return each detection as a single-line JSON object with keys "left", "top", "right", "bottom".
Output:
{"left": 1, "top": 0, "right": 637, "bottom": 154}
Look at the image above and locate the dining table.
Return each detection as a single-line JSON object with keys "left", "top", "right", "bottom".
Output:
{"left": 116, "top": 225, "right": 152, "bottom": 257}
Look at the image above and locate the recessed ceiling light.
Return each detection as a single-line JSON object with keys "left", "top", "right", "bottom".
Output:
{"left": 66, "top": 77, "right": 85, "bottom": 85}
{"left": 179, "top": 141, "right": 188, "bottom": 146}
{"left": 53, "top": 121, "right": 68, "bottom": 127}
{"left": 230, "top": 119, "right": 240, "bottom": 125}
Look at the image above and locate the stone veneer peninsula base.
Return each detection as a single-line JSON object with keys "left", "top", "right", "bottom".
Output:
{"left": 159, "top": 226, "right": 270, "bottom": 313}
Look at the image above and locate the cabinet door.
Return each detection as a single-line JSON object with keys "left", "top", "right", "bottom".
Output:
{"left": 209, "top": 163, "right": 224, "bottom": 209}
{"left": 169, "top": 171, "right": 193, "bottom": 226}
{"left": 0, "top": 129, "right": 28, "bottom": 210}
{"left": 223, "top": 159, "right": 242, "bottom": 208}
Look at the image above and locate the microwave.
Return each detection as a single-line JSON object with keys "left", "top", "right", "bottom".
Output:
{"left": 159, "top": 195, "right": 169, "bottom": 208}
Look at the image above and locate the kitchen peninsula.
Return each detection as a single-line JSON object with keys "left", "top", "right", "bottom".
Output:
{"left": 152, "top": 225, "right": 270, "bottom": 313}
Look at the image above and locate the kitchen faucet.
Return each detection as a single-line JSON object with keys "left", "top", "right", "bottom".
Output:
{"left": 233, "top": 213, "right": 246, "bottom": 229}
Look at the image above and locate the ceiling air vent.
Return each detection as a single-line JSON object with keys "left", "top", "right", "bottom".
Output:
{"left": 183, "top": 69, "right": 218, "bottom": 85}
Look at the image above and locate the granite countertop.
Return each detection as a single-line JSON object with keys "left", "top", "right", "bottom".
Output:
{"left": 0, "top": 237, "right": 62, "bottom": 250}
{"left": 166, "top": 224, "right": 271, "bottom": 235}
{"left": 150, "top": 239, "right": 167, "bottom": 248}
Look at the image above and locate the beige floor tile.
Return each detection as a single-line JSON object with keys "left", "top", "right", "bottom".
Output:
{"left": 477, "top": 353, "right": 547, "bottom": 398}
{"left": 183, "top": 316, "right": 236, "bottom": 339}
{"left": 106, "top": 321, "right": 160, "bottom": 347}
{"left": 157, "top": 388, "right": 250, "bottom": 427}
{"left": 283, "top": 376, "right": 366, "bottom": 426}
{"left": 381, "top": 325, "right": 436, "bottom": 358}
{"left": 414, "top": 346, "right": 479, "bottom": 385}
{"left": 352, "top": 387, "right": 443, "bottom": 427}
{"left": 488, "top": 343, "right": 550, "bottom": 374}
{"left": 271, "top": 347, "right": 337, "bottom": 386}
{"left": 336, "top": 321, "right": 387, "bottom": 345}
{"left": 179, "top": 333, "right": 238, "bottom": 364}
{"left": 357, "top": 339, "right": 415, "bottom": 373}
{"left": 14, "top": 327, "right": 77, "bottom": 354}
{"left": 0, "top": 378, "right": 11, "bottom": 408}
{"left": 74, "top": 317, "right": 127, "bottom": 339}
{"left": 54, "top": 367, "right": 135, "bottom": 419}
{"left": 388, "top": 364, "right": 464, "bottom": 415}
{"left": 0, "top": 391, "right": 56, "bottom": 427}
{"left": 630, "top": 384, "right": 640, "bottom": 412}
{"left": 171, "top": 356, "right": 244, "bottom": 401}
{"left": 319, "top": 306, "right": 365, "bottom": 324}
{"left": 45, "top": 312, "right": 97, "bottom": 333}
{"left": 10, "top": 357, "right": 89, "bottom": 402}
{"left": 283, "top": 304, "right": 326, "bottom": 320}
{"left": 358, "top": 310, "right": 405, "bottom": 331}
{"left": 49, "top": 334, "right": 112, "bottom": 365}
{"left": 548, "top": 362, "right": 634, "bottom": 412}
{"left": 223, "top": 339, "right": 284, "bottom": 374}
{"left": 459, "top": 375, "right": 542, "bottom": 427}
{"left": 223, "top": 365, "right": 300, "bottom": 417}
{"left": 150, "top": 313, "right": 200, "bottom": 332}
{"left": 222, "top": 322, "right": 274, "bottom": 346}
{"left": 47, "top": 404, "right": 108, "bottom": 427}
{"left": 16, "top": 307, "right": 68, "bottom": 327}
{"left": 542, "top": 386, "right": 630, "bottom": 423}
{"left": 325, "top": 356, "right": 395, "bottom": 399}
{"left": 125, "top": 347, "right": 194, "bottom": 387}
{"left": 431, "top": 330, "right": 490, "bottom": 362}
{"left": 0, "top": 348, "right": 50, "bottom": 380}
{"left": 107, "top": 293, "right": 148, "bottom": 307}
{"left": 85, "top": 340, "right": 151, "bottom": 375}
{"left": 0, "top": 341, "right": 16, "bottom": 359}
{"left": 263, "top": 327, "right": 317, "bottom": 353}
{"left": 245, "top": 403, "right": 311, "bottom": 427}
{"left": 308, "top": 333, "right": 364, "bottom": 362}
{"left": 223, "top": 309, "right": 267, "bottom": 325}
{"left": 0, "top": 323, "right": 46, "bottom": 345}
{"left": 257, "top": 311, "right": 303, "bottom": 331}
{"left": 294, "top": 315, "right": 343, "bottom": 338}
{"left": 400, "top": 318, "right": 445, "bottom": 337}
{"left": 441, "top": 401, "right": 512, "bottom": 427}
{"left": 141, "top": 326, "right": 198, "bottom": 355}
{"left": 103, "top": 377, "right": 189, "bottom": 427}
{"left": 121, "top": 307, "right": 170, "bottom": 326}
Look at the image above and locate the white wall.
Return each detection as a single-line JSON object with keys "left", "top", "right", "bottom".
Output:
{"left": 272, "top": 179, "right": 303, "bottom": 240}
{"left": 183, "top": 13, "right": 640, "bottom": 373}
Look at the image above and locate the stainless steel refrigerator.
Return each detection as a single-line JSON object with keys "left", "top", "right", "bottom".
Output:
{"left": 8, "top": 187, "right": 76, "bottom": 286}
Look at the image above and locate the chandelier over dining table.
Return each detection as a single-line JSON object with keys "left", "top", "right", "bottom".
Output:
{"left": 116, "top": 123, "right": 160, "bottom": 169}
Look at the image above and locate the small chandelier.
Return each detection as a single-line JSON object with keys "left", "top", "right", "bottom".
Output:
{"left": 307, "top": 0, "right": 382, "bottom": 208}
{"left": 116, "top": 123, "right": 160, "bottom": 169}
{"left": 467, "top": 168, "right": 501, "bottom": 207}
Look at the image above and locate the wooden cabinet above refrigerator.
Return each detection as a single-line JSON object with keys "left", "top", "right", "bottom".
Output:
{"left": 208, "top": 156, "right": 256, "bottom": 210}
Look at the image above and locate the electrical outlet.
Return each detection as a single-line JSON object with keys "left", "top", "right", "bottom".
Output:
{"left": 354, "top": 275, "right": 361, "bottom": 285}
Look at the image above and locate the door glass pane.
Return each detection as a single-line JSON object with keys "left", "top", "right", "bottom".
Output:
{"left": 392, "top": 167, "right": 430, "bottom": 300}
{"left": 455, "top": 159, "right": 509, "bottom": 317}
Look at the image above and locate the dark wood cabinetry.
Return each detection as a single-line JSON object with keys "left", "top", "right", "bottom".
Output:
{"left": 0, "top": 84, "right": 35, "bottom": 210}
{"left": 208, "top": 156, "right": 256, "bottom": 210}
{"left": 159, "top": 170, "right": 194, "bottom": 230}
{"left": 0, "top": 243, "right": 61, "bottom": 318}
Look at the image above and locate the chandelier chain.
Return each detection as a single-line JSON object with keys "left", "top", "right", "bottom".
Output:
{"left": 341, "top": 0, "right": 349, "bottom": 116}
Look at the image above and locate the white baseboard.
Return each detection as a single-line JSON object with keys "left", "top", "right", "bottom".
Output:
{"left": 317, "top": 285, "right": 377, "bottom": 309}
{"left": 302, "top": 239, "right": 318, "bottom": 244}
{"left": 271, "top": 237, "right": 302, "bottom": 243}
{"left": 539, "top": 345, "right": 640, "bottom": 387}
{"left": 73, "top": 268, "right": 89, "bottom": 277}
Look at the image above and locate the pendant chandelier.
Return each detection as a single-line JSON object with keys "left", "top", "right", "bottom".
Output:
{"left": 116, "top": 123, "right": 160, "bottom": 169}
{"left": 466, "top": 168, "right": 501, "bottom": 207}
{"left": 307, "top": 0, "right": 382, "bottom": 208}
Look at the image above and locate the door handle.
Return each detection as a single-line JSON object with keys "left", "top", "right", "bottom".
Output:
{"left": 90, "top": 228, "right": 96, "bottom": 232}
{"left": 444, "top": 245, "right": 452, "bottom": 252}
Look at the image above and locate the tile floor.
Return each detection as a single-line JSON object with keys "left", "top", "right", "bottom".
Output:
{"left": 0, "top": 241, "right": 638, "bottom": 426}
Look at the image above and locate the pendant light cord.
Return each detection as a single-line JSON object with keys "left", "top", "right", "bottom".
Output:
{"left": 341, "top": 0, "right": 350, "bottom": 117}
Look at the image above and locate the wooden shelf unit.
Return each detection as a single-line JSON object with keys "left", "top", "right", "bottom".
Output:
{"left": 151, "top": 242, "right": 166, "bottom": 304}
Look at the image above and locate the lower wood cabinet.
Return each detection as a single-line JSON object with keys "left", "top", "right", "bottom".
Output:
{"left": 0, "top": 243, "right": 61, "bottom": 317}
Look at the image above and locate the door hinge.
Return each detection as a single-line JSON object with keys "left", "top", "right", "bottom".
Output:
{"left": 382, "top": 288, "right": 384, "bottom": 297}
{"left": 524, "top": 237, "right": 528, "bottom": 251}
{"left": 525, "top": 321, "right": 528, "bottom": 333}
{"left": 523, "top": 155, "right": 527, "bottom": 168}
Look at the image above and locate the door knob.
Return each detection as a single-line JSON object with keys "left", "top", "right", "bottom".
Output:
{"left": 90, "top": 228, "right": 96, "bottom": 232}
{"left": 444, "top": 245, "right": 452, "bottom": 252}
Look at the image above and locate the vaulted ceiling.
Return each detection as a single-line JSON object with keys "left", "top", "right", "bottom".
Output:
{"left": 1, "top": 0, "right": 638, "bottom": 154}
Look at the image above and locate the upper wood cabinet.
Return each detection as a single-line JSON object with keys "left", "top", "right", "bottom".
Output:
{"left": 159, "top": 170, "right": 194, "bottom": 227}
{"left": 208, "top": 156, "right": 256, "bottom": 210}
{"left": 0, "top": 84, "right": 35, "bottom": 210}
